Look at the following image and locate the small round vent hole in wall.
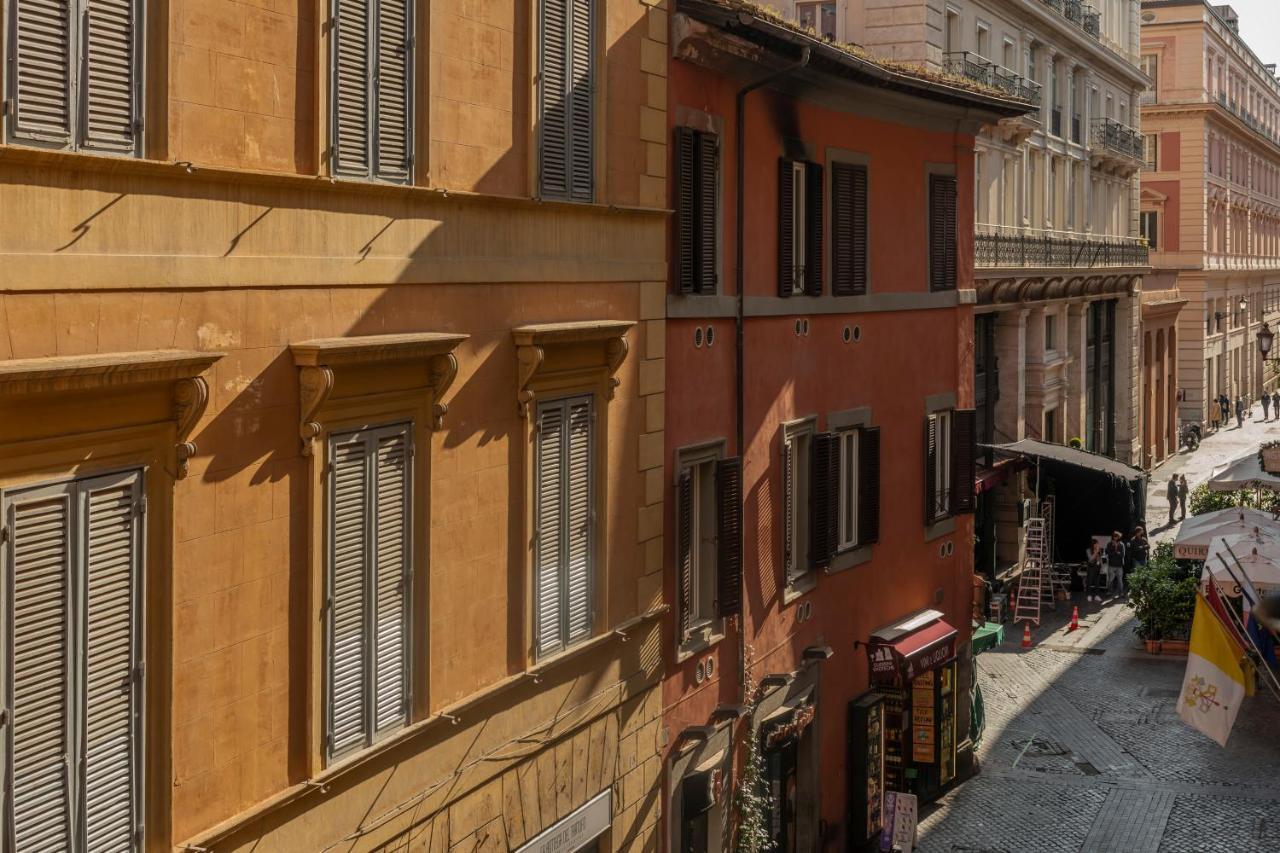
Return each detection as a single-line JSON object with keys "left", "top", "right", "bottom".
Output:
{"left": 706, "top": 325, "right": 715, "bottom": 346}
{"left": 693, "top": 327, "right": 703, "bottom": 348}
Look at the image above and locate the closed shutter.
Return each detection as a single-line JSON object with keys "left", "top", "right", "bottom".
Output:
{"left": 327, "top": 434, "right": 369, "bottom": 758}
{"left": 676, "top": 469, "right": 693, "bottom": 641}
{"left": 929, "top": 175, "right": 958, "bottom": 291}
{"left": 80, "top": 471, "right": 142, "bottom": 851}
{"left": 564, "top": 398, "right": 593, "bottom": 643}
{"left": 951, "top": 409, "right": 977, "bottom": 514}
{"left": 781, "top": 438, "right": 794, "bottom": 572}
{"left": 858, "top": 427, "right": 881, "bottom": 545}
{"left": 697, "top": 133, "right": 719, "bottom": 294}
{"left": 538, "top": 0, "right": 593, "bottom": 201}
{"left": 372, "top": 428, "right": 410, "bottom": 736}
{"left": 804, "top": 162, "right": 824, "bottom": 296}
{"left": 831, "top": 163, "right": 868, "bottom": 296}
{"left": 809, "top": 432, "right": 838, "bottom": 568}
{"left": 373, "top": 0, "right": 413, "bottom": 183}
{"left": 81, "top": 0, "right": 141, "bottom": 154}
{"left": 674, "top": 127, "right": 697, "bottom": 294}
{"left": 778, "top": 159, "right": 795, "bottom": 297}
{"left": 6, "top": 485, "right": 74, "bottom": 851}
{"left": 715, "top": 457, "right": 742, "bottom": 618}
{"left": 535, "top": 402, "right": 565, "bottom": 656}
{"left": 331, "top": 0, "right": 372, "bottom": 178}
{"left": 924, "top": 415, "right": 938, "bottom": 524}
{"left": 10, "top": 0, "right": 75, "bottom": 146}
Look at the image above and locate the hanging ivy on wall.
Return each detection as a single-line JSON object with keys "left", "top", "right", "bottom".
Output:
{"left": 733, "top": 681, "right": 772, "bottom": 853}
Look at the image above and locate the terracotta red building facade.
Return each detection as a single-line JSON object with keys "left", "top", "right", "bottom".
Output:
{"left": 660, "top": 2, "right": 1032, "bottom": 850}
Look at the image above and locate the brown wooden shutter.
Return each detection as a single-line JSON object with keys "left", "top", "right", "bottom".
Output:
{"left": 778, "top": 158, "right": 795, "bottom": 297}
{"left": 676, "top": 468, "right": 693, "bottom": 640}
{"left": 929, "top": 174, "right": 957, "bottom": 291}
{"left": 674, "top": 127, "right": 697, "bottom": 294}
{"left": 858, "top": 427, "right": 881, "bottom": 545}
{"left": 697, "top": 133, "right": 719, "bottom": 294}
{"left": 952, "top": 409, "right": 977, "bottom": 514}
{"left": 809, "top": 432, "right": 838, "bottom": 568}
{"left": 781, "top": 439, "right": 794, "bottom": 571}
{"left": 716, "top": 457, "right": 743, "bottom": 618}
{"left": 804, "top": 162, "right": 824, "bottom": 296}
{"left": 831, "top": 163, "right": 868, "bottom": 296}
{"left": 924, "top": 415, "right": 938, "bottom": 524}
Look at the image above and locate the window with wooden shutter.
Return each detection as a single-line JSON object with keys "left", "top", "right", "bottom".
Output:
{"left": 539, "top": 0, "right": 594, "bottom": 202}
{"left": 857, "top": 427, "right": 881, "bottom": 545}
{"left": 924, "top": 414, "right": 938, "bottom": 524}
{"left": 534, "top": 395, "right": 594, "bottom": 659}
{"left": 781, "top": 423, "right": 813, "bottom": 581}
{"left": 925, "top": 411, "right": 954, "bottom": 523}
{"left": 674, "top": 128, "right": 720, "bottom": 295}
{"left": 837, "top": 429, "right": 859, "bottom": 551}
{"left": 715, "top": 457, "right": 742, "bottom": 618}
{"left": 675, "top": 448, "right": 727, "bottom": 647}
{"left": 809, "top": 432, "right": 838, "bottom": 568}
{"left": 778, "top": 159, "right": 796, "bottom": 296}
{"left": 331, "top": 0, "right": 414, "bottom": 183}
{"left": 951, "top": 409, "right": 977, "bottom": 514}
{"left": 831, "top": 163, "right": 868, "bottom": 296}
{"left": 676, "top": 469, "right": 693, "bottom": 641}
{"left": 7, "top": 0, "right": 143, "bottom": 155}
{"left": 3, "top": 469, "right": 144, "bottom": 851}
{"left": 325, "top": 423, "right": 412, "bottom": 762}
{"left": 804, "top": 163, "right": 824, "bottom": 296}
{"left": 929, "top": 174, "right": 958, "bottom": 291}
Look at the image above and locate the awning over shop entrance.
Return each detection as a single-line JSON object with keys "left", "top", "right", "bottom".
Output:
{"left": 983, "top": 438, "right": 1146, "bottom": 482}
{"left": 868, "top": 610, "right": 958, "bottom": 685}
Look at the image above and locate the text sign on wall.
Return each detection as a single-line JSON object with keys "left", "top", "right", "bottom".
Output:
{"left": 516, "top": 789, "right": 611, "bottom": 853}
{"left": 1263, "top": 446, "right": 1280, "bottom": 474}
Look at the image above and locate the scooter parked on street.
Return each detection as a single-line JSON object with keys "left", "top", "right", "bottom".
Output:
{"left": 1179, "top": 422, "right": 1202, "bottom": 452}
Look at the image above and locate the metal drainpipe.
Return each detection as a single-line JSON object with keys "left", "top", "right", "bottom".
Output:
{"left": 734, "top": 46, "right": 810, "bottom": 703}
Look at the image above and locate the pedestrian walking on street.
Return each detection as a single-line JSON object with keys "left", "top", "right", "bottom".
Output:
{"left": 1086, "top": 538, "right": 1105, "bottom": 602}
{"left": 1272, "top": 390, "right": 1279, "bottom": 419}
{"left": 1106, "top": 532, "right": 1127, "bottom": 598}
{"left": 1167, "top": 474, "right": 1179, "bottom": 525}
{"left": 1264, "top": 393, "right": 1272, "bottom": 421}
{"left": 1178, "top": 474, "right": 1189, "bottom": 520}
{"left": 1130, "top": 526, "right": 1149, "bottom": 569}
{"left": 1236, "top": 396, "right": 1245, "bottom": 428}
{"left": 1220, "top": 394, "right": 1231, "bottom": 428}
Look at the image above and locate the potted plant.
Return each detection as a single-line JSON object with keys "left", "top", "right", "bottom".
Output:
{"left": 1129, "top": 543, "right": 1197, "bottom": 653}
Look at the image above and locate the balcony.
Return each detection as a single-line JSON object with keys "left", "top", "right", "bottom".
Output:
{"left": 1037, "top": 0, "right": 1102, "bottom": 42}
{"left": 1213, "top": 92, "right": 1280, "bottom": 149}
{"left": 975, "top": 228, "right": 1150, "bottom": 269}
{"left": 1091, "top": 117, "right": 1143, "bottom": 172}
{"left": 944, "top": 52, "right": 1041, "bottom": 106}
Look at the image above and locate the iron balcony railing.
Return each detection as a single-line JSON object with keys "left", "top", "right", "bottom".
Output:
{"left": 1215, "top": 91, "right": 1280, "bottom": 147}
{"left": 1092, "top": 117, "right": 1144, "bottom": 161}
{"left": 1064, "top": 0, "right": 1083, "bottom": 25}
{"left": 944, "top": 52, "right": 1041, "bottom": 106}
{"left": 1037, "top": 0, "right": 1102, "bottom": 41}
{"left": 975, "top": 230, "right": 1149, "bottom": 269}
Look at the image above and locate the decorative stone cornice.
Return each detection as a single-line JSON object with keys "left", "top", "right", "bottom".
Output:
{"left": 0, "top": 349, "right": 223, "bottom": 479}
{"left": 511, "top": 321, "right": 634, "bottom": 418}
{"left": 289, "top": 332, "right": 468, "bottom": 455}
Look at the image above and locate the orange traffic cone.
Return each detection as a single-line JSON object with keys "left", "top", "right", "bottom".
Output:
{"left": 1068, "top": 606, "right": 1079, "bottom": 632}
{"left": 1021, "top": 622, "right": 1032, "bottom": 648}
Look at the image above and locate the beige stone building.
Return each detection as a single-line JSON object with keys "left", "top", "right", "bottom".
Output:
{"left": 0, "top": 1, "right": 670, "bottom": 851}
{"left": 1141, "top": 1, "right": 1280, "bottom": 434}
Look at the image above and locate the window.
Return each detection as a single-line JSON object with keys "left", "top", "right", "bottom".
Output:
{"left": 835, "top": 428, "right": 881, "bottom": 553}
{"left": 674, "top": 128, "right": 720, "bottom": 294}
{"left": 1143, "top": 133, "right": 1158, "bottom": 170}
{"left": 796, "top": 1, "right": 836, "bottom": 39}
{"left": 837, "top": 430, "right": 860, "bottom": 550}
{"left": 781, "top": 423, "right": 814, "bottom": 580}
{"left": 975, "top": 23, "right": 990, "bottom": 60}
{"left": 778, "top": 159, "right": 823, "bottom": 296}
{"left": 331, "top": 0, "right": 414, "bottom": 183}
{"left": 944, "top": 9, "right": 960, "bottom": 56}
{"left": 675, "top": 450, "right": 742, "bottom": 645}
{"left": 534, "top": 396, "right": 594, "bottom": 657}
{"left": 1044, "top": 408, "right": 1058, "bottom": 443}
{"left": 925, "top": 409, "right": 976, "bottom": 523}
{"left": 5, "top": 0, "right": 144, "bottom": 155}
{"left": 538, "top": 0, "right": 595, "bottom": 201}
{"left": 1003, "top": 39, "right": 1015, "bottom": 71}
{"left": 830, "top": 162, "right": 868, "bottom": 295}
{"left": 326, "top": 423, "right": 412, "bottom": 761}
{"left": 1045, "top": 313, "right": 1057, "bottom": 351}
{"left": 928, "top": 175, "right": 958, "bottom": 291}
{"left": 1141, "top": 210, "right": 1159, "bottom": 250}
{"left": 1141, "top": 54, "right": 1158, "bottom": 103}
{"left": 3, "top": 470, "right": 144, "bottom": 850}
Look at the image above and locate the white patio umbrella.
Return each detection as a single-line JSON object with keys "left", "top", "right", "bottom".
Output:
{"left": 1173, "top": 507, "right": 1280, "bottom": 560}
{"left": 1207, "top": 452, "right": 1280, "bottom": 492}
{"left": 1203, "top": 535, "right": 1280, "bottom": 596}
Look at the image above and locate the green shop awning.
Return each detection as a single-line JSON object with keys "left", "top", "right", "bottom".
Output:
{"left": 972, "top": 622, "right": 1004, "bottom": 655}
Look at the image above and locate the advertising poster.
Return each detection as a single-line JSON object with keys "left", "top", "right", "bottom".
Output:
{"left": 912, "top": 672, "right": 935, "bottom": 763}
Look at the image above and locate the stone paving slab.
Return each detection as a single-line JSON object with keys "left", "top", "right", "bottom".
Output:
{"left": 1079, "top": 788, "right": 1175, "bottom": 853}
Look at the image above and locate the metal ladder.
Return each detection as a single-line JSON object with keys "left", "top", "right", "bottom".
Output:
{"left": 1014, "top": 518, "right": 1046, "bottom": 627}
{"left": 1040, "top": 497, "right": 1070, "bottom": 605}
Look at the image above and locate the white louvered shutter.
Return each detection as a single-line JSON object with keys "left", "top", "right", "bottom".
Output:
{"left": 564, "top": 397, "right": 592, "bottom": 643}
{"left": 538, "top": 0, "right": 570, "bottom": 199}
{"left": 81, "top": 0, "right": 141, "bottom": 154}
{"left": 10, "top": 0, "right": 75, "bottom": 146}
{"left": 6, "top": 485, "right": 74, "bottom": 851}
{"left": 80, "top": 471, "right": 142, "bottom": 852}
{"left": 327, "top": 435, "right": 369, "bottom": 758}
{"left": 566, "top": 0, "right": 593, "bottom": 201}
{"left": 331, "top": 0, "right": 372, "bottom": 178}
{"left": 534, "top": 401, "right": 565, "bottom": 656}
{"left": 372, "top": 427, "right": 410, "bottom": 737}
{"left": 373, "top": 0, "right": 412, "bottom": 183}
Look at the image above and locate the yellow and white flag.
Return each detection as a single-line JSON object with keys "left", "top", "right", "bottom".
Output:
{"left": 1178, "top": 594, "right": 1249, "bottom": 747}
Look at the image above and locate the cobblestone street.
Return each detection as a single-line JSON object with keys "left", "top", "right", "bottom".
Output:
{"left": 917, "top": 417, "right": 1280, "bottom": 852}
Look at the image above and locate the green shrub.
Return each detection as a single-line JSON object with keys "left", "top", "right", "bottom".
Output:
{"left": 1186, "top": 483, "right": 1280, "bottom": 516}
{"left": 1129, "top": 543, "right": 1198, "bottom": 641}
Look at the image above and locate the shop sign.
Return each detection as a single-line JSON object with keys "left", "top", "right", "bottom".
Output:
{"left": 904, "top": 639, "right": 954, "bottom": 681}
{"left": 516, "top": 789, "right": 611, "bottom": 853}
{"left": 1263, "top": 445, "right": 1280, "bottom": 474}
{"left": 911, "top": 673, "right": 935, "bottom": 763}
{"left": 1174, "top": 542, "right": 1210, "bottom": 561}
{"left": 869, "top": 644, "right": 898, "bottom": 684}
{"left": 880, "top": 792, "right": 918, "bottom": 853}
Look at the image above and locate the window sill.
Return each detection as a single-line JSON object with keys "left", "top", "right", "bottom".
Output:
{"left": 826, "top": 545, "right": 873, "bottom": 574}
{"left": 677, "top": 621, "right": 727, "bottom": 662}
{"left": 925, "top": 515, "right": 956, "bottom": 542}
{"left": 782, "top": 571, "right": 818, "bottom": 604}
